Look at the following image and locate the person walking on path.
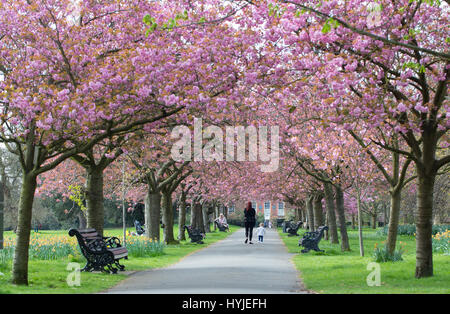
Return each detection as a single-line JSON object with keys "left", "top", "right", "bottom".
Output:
{"left": 256, "top": 223, "right": 266, "bottom": 243}
{"left": 244, "top": 202, "right": 256, "bottom": 244}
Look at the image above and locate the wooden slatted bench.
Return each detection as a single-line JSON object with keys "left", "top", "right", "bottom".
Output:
{"left": 282, "top": 220, "right": 292, "bottom": 233}
{"left": 68, "top": 228, "right": 128, "bottom": 274}
{"left": 298, "top": 225, "right": 328, "bottom": 253}
{"left": 286, "top": 221, "right": 303, "bottom": 236}
{"left": 184, "top": 225, "right": 205, "bottom": 244}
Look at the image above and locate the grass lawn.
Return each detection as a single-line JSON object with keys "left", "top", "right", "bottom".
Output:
{"left": 278, "top": 227, "right": 450, "bottom": 294}
{"left": 0, "top": 225, "right": 238, "bottom": 294}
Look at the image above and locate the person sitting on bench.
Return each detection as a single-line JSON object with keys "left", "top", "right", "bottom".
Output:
{"left": 215, "top": 213, "right": 230, "bottom": 231}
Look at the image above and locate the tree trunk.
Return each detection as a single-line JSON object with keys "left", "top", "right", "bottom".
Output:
{"left": 415, "top": 166, "right": 435, "bottom": 278}
{"left": 335, "top": 184, "right": 350, "bottom": 251}
{"left": 86, "top": 167, "right": 105, "bottom": 236}
{"left": 191, "top": 201, "right": 203, "bottom": 231}
{"left": 12, "top": 172, "right": 37, "bottom": 285}
{"left": 78, "top": 212, "right": 87, "bottom": 229}
{"left": 202, "top": 203, "right": 210, "bottom": 233}
{"left": 306, "top": 196, "right": 314, "bottom": 231}
{"left": 214, "top": 204, "right": 219, "bottom": 231}
{"left": 323, "top": 182, "right": 339, "bottom": 244}
{"left": 357, "top": 190, "right": 364, "bottom": 257}
{"left": 294, "top": 207, "right": 300, "bottom": 221}
{"left": 0, "top": 179, "right": 3, "bottom": 250}
{"left": 386, "top": 188, "right": 402, "bottom": 254}
{"left": 145, "top": 189, "right": 161, "bottom": 242}
{"left": 178, "top": 191, "right": 187, "bottom": 241}
{"left": 162, "top": 191, "right": 177, "bottom": 244}
{"left": 372, "top": 214, "right": 377, "bottom": 229}
{"left": 384, "top": 204, "right": 389, "bottom": 226}
{"left": 313, "top": 194, "right": 324, "bottom": 230}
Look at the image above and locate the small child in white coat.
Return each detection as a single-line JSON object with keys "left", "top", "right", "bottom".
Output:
{"left": 256, "top": 223, "right": 266, "bottom": 243}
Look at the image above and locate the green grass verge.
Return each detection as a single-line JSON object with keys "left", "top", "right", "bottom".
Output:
{"left": 278, "top": 227, "right": 450, "bottom": 294}
{"left": 0, "top": 225, "right": 238, "bottom": 294}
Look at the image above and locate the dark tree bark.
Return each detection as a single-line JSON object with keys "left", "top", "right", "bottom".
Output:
{"left": 223, "top": 205, "right": 228, "bottom": 219}
{"left": 323, "top": 182, "right": 339, "bottom": 244}
{"left": 213, "top": 204, "right": 219, "bottom": 231}
{"left": 415, "top": 127, "right": 438, "bottom": 278}
{"left": 12, "top": 172, "right": 37, "bottom": 285}
{"left": 0, "top": 178, "right": 4, "bottom": 250}
{"left": 178, "top": 191, "right": 187, "bottom": 241}
{"left": 202, "top": 202, "right": 211, "bottom": 233}
{"left": 306, "top": 196, "right": 314, "bottom": 231}
{"left": 372, "top": 213, "right": 377, "bottom": 229}
{"left": 313, "top": 193, "right": 324, "bottom": 230}
{"left": 386, "top": 189, "right": 401, "bottom": 254}
{"left": 335, "top": 184, "right": 350, "bottom": 251}
{"left": 72, "top": 147, "right": 123, "bottom": 237}
{"left": 162, "top": 190, "right": 177, "bottom": 244}
{"left": 191, "top": 201, "right": 203, "bottom": 231}
{"left": 145, "top": 190, "right": 161, "bottom": 242}
{"left": 85, "top": 166, "right": 105, "bottom": 236}
{"left": 78, "top": 212, "right": 87, "bottom": 229}
{"left": 415, "top": 170, "right": 435, "bottom": 278}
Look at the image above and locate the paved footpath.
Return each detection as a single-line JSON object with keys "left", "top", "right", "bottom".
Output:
{"left": 104, "top": 228, "right": 309, "bottom": 294}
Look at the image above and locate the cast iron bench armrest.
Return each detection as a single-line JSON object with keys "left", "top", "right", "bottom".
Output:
{"left": 69, "top": 228, "right": 128, "bottom": 274}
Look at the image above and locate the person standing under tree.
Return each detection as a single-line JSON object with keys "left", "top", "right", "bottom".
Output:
{"left": 244, "top": 202, "right": 256, "bottom": 244}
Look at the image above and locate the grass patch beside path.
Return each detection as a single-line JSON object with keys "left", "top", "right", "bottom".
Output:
{"left": 0, "top": 225, "right": 238, "bottom": 294}
{"left": 278, "top": 227, "right": 450, "bottom": 294}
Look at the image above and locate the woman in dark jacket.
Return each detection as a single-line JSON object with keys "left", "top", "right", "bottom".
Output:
{"left": 244, "top": 202, "right": 256, "bottom": 244}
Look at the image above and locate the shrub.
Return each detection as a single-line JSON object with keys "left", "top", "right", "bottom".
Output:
{"left": 372, "top": 242, "right": 405, "bottom": 263}
{"left": 27, "top": 235, "right": 78, "bottom": 260}
{"left": 0, "top": 247, "right": 14, "bottom": 271}
{"left": 2, "top": 234, "right": 79, "bottom": 262}
{"left": 256, "top": 212, "right": 265, "bottom": 226}
{"left": 227, "top": 209, "right": 245, "bottom": 226}
{"left": 377, "top": 224, "right": 450, "bottom": 236}
{"left": 126, "top": 237, "right": 165, "bottom": 257}
{"left": 432, "top": 230, "right": 450, "bottom": 255}
{"left": 68, "top": 250, "right": 85, "bottom": 263}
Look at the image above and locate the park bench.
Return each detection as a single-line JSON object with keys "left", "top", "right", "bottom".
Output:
{"left": 68, "top": 228, "right": 128, "bottom": 274}
{"left": 134, "top": 220, "right": 145, "bottom": 235}
{"left": 214, "top": 219, "right": 230, "bottom": 232}
{"left": 298, "top": 225, "right": 328, "bottom": 253}
{"left": 286, "top": 221, "right": 303, "bottom": 236}
{"left": 276, "top": 218, "right": 285, "bottom": 228}
{"left": 184, "top": 225, "right": 205, "bottom": 244}
{"left": 282, "top": 220, "right": 292, "bottom": 233}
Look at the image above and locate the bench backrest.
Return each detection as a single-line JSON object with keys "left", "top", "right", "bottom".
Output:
{"left": 185, "top": 225, "right": 202, "bottom": 235}
{"left": 315, "top": 226, "right": 328, "bottom": 239}
{"left": 69, "top": 228, "right": 106, "bottom": 252}
{"left": 293, "top": 221, "right": 302, "bottom": 230}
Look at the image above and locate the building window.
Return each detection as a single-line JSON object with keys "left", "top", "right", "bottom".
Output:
{"left": 252, "top": 201, "right": 257, "bottom": 210}
{"left": 228, "top": 204, "right": 235, "bottom": 213}
{"left": 264, "top": 202, "right": 271, "bottom": 219}
{"left": 278, "top": 202, "right": 285, "bottom": 216}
